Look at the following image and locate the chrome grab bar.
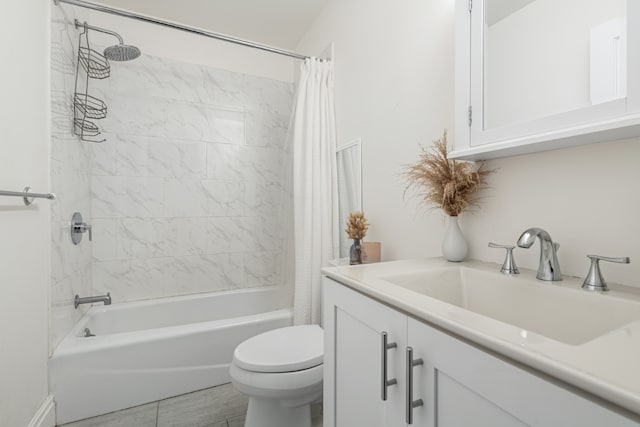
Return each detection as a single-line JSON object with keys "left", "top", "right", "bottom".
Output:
{"left": 381, "top": 332, "right": 398, "bottom": 401}
{"left": 0, "top": 187, "right": 56, "bottom": 206}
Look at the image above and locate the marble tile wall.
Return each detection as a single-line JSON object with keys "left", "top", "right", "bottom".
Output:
{"left": 50, "top": 9, "right": 294, "bottom": 350}
{"left": 89, "top": 48, "right": 295, "bottom": 303}
{"left": 50, "top": 6, "right": 94, "bottom": 351}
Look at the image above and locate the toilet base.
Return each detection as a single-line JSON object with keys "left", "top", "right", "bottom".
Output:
{"left": 244, "top": 397, "right": 312, "bottom": 427}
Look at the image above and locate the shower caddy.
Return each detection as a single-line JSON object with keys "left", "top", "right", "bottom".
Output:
{"left": 73, "top": 22, "right": 109, "bottom": 143}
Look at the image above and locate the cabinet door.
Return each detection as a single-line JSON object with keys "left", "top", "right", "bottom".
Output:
{"left": 324, "top": 277, "right": 407, "bottom": 427}
{"left": 408, "top": 318, "right": 639, "bottom": 427}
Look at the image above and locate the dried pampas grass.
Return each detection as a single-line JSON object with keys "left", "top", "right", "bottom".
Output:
{"left": 403, "top": 130, "right": 493, "bottom": 217}
{"left": 345, "top": 211, "right": 369, "bottom": 240}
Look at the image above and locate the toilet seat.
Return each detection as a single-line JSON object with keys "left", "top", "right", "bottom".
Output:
{"left": 233, "top": 325, "right": 323, "bottom": 373}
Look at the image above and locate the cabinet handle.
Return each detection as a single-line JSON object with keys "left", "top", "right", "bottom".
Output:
{"left": 381, "top": 332, "right": 397, "bottom": 401}
{"left": 406, "top": 347, "right": 423, "bottom": 425}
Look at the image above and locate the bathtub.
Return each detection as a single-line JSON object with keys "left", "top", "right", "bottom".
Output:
{"left": 50, "top": 287, "right": 292, "bottom": 425}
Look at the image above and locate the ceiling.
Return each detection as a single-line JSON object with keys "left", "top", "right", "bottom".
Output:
{"left": 96, "top": 0, "right": 327, "bottom": 49}
{"left": 485, "top": 0, "right": 537, "bottom": 26}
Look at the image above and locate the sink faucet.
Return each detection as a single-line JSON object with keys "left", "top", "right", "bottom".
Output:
{"left": 517, "top": 228, "right": 562, "bottom": 281}
{"left": 74, "top": 293, "right": 111, "bottom": 309}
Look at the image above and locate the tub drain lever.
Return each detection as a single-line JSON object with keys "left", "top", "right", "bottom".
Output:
{"left": 83, "top": 328, "right": 96, "bottom": 337}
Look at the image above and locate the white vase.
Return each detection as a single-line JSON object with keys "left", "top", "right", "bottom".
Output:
{"left": 442, "top": 215, "right": 468, "bottom": 262}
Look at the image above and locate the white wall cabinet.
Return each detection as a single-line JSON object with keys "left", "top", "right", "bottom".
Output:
{"left": 323, "top": 276, "right": 639, "bottom": 426}
{"left": 452, "top": 0, "right": 640, "bottom": 160}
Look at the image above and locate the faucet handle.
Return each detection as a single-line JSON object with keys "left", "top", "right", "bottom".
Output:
{"left": 488, "top": 242, "right": 519, "bottom": 275}
{"left": 71, "top": 212, "right": 92, "bottom": 244}
{"left": 582, "top": 255, "right": 630, "bottom": 292}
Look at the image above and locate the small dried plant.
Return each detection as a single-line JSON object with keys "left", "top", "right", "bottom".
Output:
{"left": 345, "top": 211, "right": 369, "bottom": 240}
{"left": 403, "top": 130, "right": 493, "bottom": 216}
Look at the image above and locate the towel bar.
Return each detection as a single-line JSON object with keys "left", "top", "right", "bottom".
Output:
{"left": 0, "top": 187, "right": 57, "bottom": 206}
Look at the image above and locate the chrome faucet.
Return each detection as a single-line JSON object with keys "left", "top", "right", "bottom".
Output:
{"left": 74, "top": 293, "right": 111, "bottom": 309}
{"left": 517, "top": 228, "right": 562, "bottom": 281}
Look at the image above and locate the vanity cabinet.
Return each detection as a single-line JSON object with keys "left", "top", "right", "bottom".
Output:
{"left": 323, "top": 276, "right": 639, "bottom": 426}
{"left": 323, "top": 275, "right": 407, "bottom": 427}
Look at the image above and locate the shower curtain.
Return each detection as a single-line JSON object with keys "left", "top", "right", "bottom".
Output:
{"left": 292, "top": 58, "right": 339, "bottom": 325}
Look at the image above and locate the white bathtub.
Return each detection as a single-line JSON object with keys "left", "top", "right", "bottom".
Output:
{"left": 50, "top": 287, "right": 292, "bottom": 425}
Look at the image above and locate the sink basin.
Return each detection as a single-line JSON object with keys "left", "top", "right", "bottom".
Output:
{"left": 381, "top": 266, "right": 640, "bottom": 345}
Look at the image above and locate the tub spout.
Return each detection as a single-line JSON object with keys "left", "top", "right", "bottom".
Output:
{"left": 75, "top": 293, "right": 111, "bottom": 309}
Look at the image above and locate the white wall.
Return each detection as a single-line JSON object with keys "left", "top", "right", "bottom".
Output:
{"left": 0, "top": 2, "right": 52, "bottom": 427}
{"left": 297, "top": 0, "right": 456, "bottom": 261}
{"left": 299, "top": 0, "right": 640, "bottom": 289}
{"left": 466, "top": 138, "right": 640, "bottom": 288}
{"left": 60, "top": 4, "right": 296, "bottom": 82}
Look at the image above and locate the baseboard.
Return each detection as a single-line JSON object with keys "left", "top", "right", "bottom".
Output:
{"left": 27, "top": 395, "right": 55, "bottom": 427}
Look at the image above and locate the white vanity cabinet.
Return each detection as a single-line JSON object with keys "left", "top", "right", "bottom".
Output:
{"left": 323, "top": 276, "right": 639, "bottom": 427}
{"left": 323, "top": 275, "right": 407, "bottom": 427}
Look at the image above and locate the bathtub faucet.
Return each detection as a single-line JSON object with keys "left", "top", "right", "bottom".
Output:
{"left": 74, "top": 293, "right": 111, "bottom": 309}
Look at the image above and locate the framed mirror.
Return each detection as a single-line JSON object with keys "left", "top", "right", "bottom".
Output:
{"left": 453, "top": 0, "right": 640, "bottom": 160}
{"left": 336, "top": 139, "right": 362, "bottom": 259}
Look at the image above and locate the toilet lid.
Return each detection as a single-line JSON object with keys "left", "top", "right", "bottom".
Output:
{"left": 233, "top": 325, "right": 323, "bottom": 373}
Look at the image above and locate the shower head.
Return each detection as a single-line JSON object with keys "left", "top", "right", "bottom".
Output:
{"left": 75, "top": 19, "right": 141, "bottom": 62}
{"left": 104, "top": 44, "right": 141, "bottom": 62}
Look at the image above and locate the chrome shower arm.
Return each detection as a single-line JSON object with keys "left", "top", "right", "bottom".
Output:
{"left": 75, "top": 19, "right": 124, "bottom": 44}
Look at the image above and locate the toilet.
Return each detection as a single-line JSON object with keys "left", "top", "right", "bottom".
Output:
{"left": 229, "top": 324, "right": 323, "bottom": 427}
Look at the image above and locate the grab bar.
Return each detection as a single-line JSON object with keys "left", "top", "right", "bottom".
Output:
{"left": 0, "top": 187, "right": 56, "bottom": 206}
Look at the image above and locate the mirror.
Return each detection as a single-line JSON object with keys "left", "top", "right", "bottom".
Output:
{"left": 484, "top": 0, "right": 627, "bottom": 130}
{"left": 336, "top": 139, "right": 362, "bottom": 259}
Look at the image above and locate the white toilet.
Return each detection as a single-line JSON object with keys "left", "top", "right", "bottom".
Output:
{"left": 230, "top": 324, "right": 323, "bottom": 427}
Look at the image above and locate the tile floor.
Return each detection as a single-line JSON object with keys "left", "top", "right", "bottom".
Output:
{"left": 58, "top": 382, "right": 322, "bottom": 427}
{"left": 227, "top": 405, "right": 323, "bottom": 427}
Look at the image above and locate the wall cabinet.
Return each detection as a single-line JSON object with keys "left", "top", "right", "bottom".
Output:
{"left": 323, "top": 276, "right": 639, "bottom": 426}
{"left": 452, "top": 0, "right": 640, "bottom": 160}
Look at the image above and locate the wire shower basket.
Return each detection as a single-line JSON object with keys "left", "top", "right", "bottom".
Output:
{"left": 73, "top": 93, "right": 107, "bottom": 119}
{"left": 74, "top": 118, "right": 101, "bottom": 137}
{"left": 73, "top": 25, "right": 109, "bottom": 142}
{"left": 78, "top": 46, "right": 111, "bottom": 79}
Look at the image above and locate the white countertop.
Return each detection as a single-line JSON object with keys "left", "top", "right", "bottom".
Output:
{"left": 322, "top": 257, "right": 640, "bottom": 416}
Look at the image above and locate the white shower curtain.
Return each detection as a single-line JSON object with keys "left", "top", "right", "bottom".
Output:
{"left": 292, "top": 58, "right": 339, "bottom": 325}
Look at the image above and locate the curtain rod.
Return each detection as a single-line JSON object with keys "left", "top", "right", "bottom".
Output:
{"left": 53, "top": 0, "right": 316, "bottom": 61}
